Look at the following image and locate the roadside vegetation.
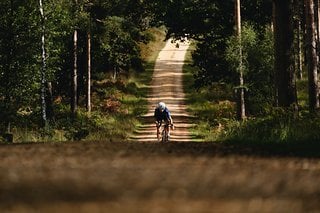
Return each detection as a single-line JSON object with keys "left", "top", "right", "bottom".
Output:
{"left": 2, "top": 1, "right": 320, "bottom": 146}
{"left": 0, "top": 27, "right": 166, "bottom": 143}
{"left": 184, "top": 28, "right": 320, "bottom": 144}
{"left": 185, "top": 65, "right": 320, "bottom": 144}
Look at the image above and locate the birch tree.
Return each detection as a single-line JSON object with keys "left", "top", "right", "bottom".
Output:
{"left": 39, "top": 0, "right": 48, "bottom": 127}
{"left": 294, "top": 0, "right": 303, "bottom": 80}
{"left": 71, "top": 0, "right": 78, "bottom": 115}
{"left": 87, "top": 30, "right": 91, "bottom": 113}
{"left": 235, "top": 0, "right": 246, "bottom": 120}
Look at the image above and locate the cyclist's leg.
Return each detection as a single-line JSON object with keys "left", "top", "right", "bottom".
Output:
{"left": 164, "top": 120, "right": 170, "bottom": 137}
{"left": 161, "top": 124, "right": 169, "bottom": 142}
{"left": 157, "top": 127, "right": 160, "bottom": 141}
{"left": 156, "top": 121, "right": 162, "bottom": 141}
{"left": 161, "top": 127, "right": 166, "bottom": 143}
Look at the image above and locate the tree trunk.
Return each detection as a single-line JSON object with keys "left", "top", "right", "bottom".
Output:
{"left": 39, "top": 0, "right": 47, "bottom": 127}
{"left": 87, "top": 32, "right": 91, "bottom": 113}
{"left": 272, "top": 1, "right": 278, "bottom": 106}
{"left": 46, "top": 82, "right": 54, "bottom": 122}
{"left": 293, "top": 0, "right": 303, "bottom": 79}
{"left": 314, "top": 0, "right": 320, "bottom": 51}
{"left": 71, "top": 0, "right": 78, "bottom": 115}
{"left": 71, "top": 28, "right": 78, "bottom": 115}
{"left": 314, "top": 0, "right": 320, "bottom": 72}
{"left": 305, "top": 0, "right": 319, "bottom": 111}
{"left": 316, "top": 0, "right": 320, "bottom": 72}
{"left": 273, "top": 0, "right": 297, "bottom": 107}
{"left": 235, "top": 0, "right": 246, "bottom": 120}
{"left": 297, "top": 19, "right": 303, "bottom": 79}
{"left": 113, "top": 66, "right": 117, "bottom": 80}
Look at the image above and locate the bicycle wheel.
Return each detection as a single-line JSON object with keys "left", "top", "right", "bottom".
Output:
{"left": 161, "top": 129, "right": 166, "bottom": 143}
{"left": 162, "top": 127, "right": 169, "bottom": 143}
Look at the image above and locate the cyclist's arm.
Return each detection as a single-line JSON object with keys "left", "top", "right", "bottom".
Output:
{"left": 154, "top": 109, "right": 161, "bottom": 126}
{"left": 166, "top": 110, "right": 173, "bottom": 125}
{"left": 169, "top": 117, "right": 173, "bottom": 126}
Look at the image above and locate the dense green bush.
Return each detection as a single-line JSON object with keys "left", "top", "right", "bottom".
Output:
{"left": 219, "top": 109, "right": 320, "bottom": 143}
{"left": 225, "top": 23, "right": 274, "bottom": 116}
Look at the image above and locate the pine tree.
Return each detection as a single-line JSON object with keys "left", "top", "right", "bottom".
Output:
{"left": 305, "top": 0, "right": 319, "bottom": 111}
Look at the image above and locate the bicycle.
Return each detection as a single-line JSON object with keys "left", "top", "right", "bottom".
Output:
{"left": 157, "top": 122, "right": 173, "bottom": 143}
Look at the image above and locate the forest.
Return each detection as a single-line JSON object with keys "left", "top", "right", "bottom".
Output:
{"left": 0, "top": 0, "right": 320, "bottom": 143}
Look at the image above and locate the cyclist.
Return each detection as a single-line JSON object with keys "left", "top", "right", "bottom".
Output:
{"left": 154, "top": 102, "right": 174, "bottom": 141}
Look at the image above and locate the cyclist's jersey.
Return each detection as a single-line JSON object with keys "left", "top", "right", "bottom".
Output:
{"left": 154, "top": 107, "right": 171, "bottom": 122}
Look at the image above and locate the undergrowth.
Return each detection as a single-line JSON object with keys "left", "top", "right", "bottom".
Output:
{"left": 184, "top": 42, "right": 320, "bottom": 144}
{"left": 1, "top": 27, "right": 166, "bottom": 143}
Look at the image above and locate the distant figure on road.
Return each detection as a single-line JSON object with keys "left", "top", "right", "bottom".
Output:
{"left": 154, "top": 102, "right": 174, "bottom": 141}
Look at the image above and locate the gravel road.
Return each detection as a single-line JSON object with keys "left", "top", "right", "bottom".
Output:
{"left": 1, "top": 141, "right": 320, "bottom": 212}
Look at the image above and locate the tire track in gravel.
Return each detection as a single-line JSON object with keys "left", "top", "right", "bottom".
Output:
{"left": 130, "top": 39, "right": 198, "bottom": 142}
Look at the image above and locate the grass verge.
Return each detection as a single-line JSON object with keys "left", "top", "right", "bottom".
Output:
{"left": 183, "top": 41, "right": 236, "bottom": 142}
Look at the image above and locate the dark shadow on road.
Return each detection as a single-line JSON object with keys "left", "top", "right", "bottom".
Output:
{"left": 2, "top": 140, "right": 320, "bottom": 159}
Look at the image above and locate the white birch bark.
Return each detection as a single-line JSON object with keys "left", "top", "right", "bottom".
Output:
{"left": 72, "top": 0, "right": 78, "bottom": 114}
{"left": 39, "top": 0, "right": 47, "bottom": 125}
{"left": 235, "top": 0, "right": 246, "bottom": 120}
{"left": 87, "top": 32, "right": 91, "bottom": 113}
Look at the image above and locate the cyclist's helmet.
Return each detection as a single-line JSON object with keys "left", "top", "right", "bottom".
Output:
{"left": 158, "top": 102, "right": 166, "bottom": 111}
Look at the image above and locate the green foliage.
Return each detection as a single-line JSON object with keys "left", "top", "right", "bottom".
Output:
{"left": 242, "top": 0, "right": 272, "bottom": 28}
{"left": 186, "top": 76, "right": 320, "bottom": 143}
{"left": 0, "top": 1, "right": 41, "bottom": 111}
{"left": 226, "top": 23, "right": 257, "bottom": 75}
{"left": 0, "top": 0, "right": 160, "bottom": 137}
{"left": 55, "top": 110, "right": 133, "bottom": 141}
{"left": 168, "top": 1, "right": 235, "bottom": 88}
{"left": 183, "top": 50, "right": 235, "bottom": 141}
{"left": 245, "top": 27, "right": 275, "bottom": 115}
{"left": 99, "top": 16, "right": 142, "bottom": 73}
{"left": 296, "top": 79, "right": 308, "bottom": 108}
{"left": 158, "top": 1, "right": 234, "bottom": 39}
{"left": 225, "top": 23, "right": 275, "bottom": 115}
{"left": 192, "top": 38, "right": 237, "bottom": 87}
{"left": 1, "top": 0, "right": 300, "bottom": 145}
{"left": 44, "top": 0, "right": 74, "bottom": 81}
{"left": 219, "top": 109, "right": 320, "bottom": 143}
{"left": 157, "top": 0, "right": 272, "bottom": 90}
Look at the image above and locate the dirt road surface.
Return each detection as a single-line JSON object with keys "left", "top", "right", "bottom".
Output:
{"left": 1, "top": 40, "right": 320, "bottom": 213}
{"left": 130, "top": 39, "right": 197, "bottom": 143}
